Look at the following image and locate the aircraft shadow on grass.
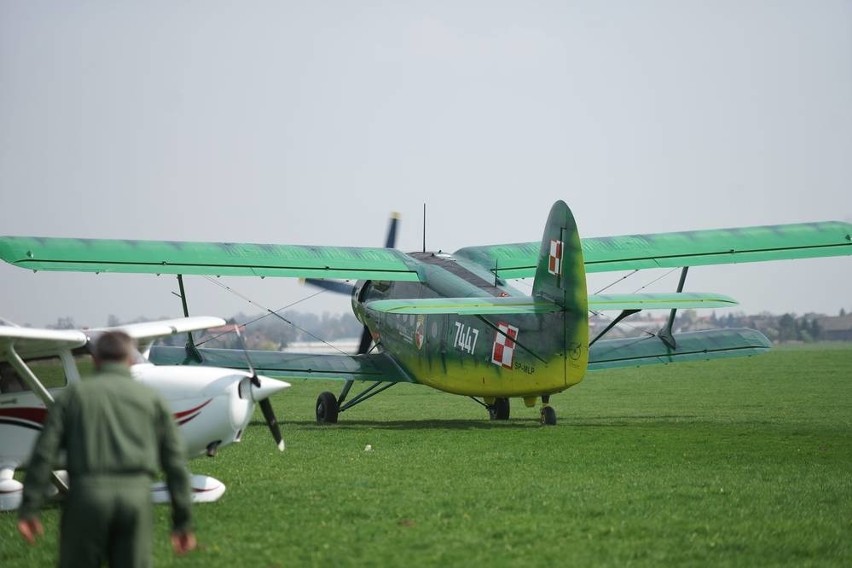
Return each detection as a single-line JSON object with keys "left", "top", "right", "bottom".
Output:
{"left": 249, "top": 415, "right": 700, "bottom": 430}
{"left": 257, "top": 419, "right": 543, "bottom": 431}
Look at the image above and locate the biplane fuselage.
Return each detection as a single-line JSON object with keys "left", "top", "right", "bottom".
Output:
{"left": 352, "top": 250, "right": 588, "bottom": 398}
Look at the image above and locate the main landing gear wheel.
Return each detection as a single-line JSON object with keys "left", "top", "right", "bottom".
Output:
{"left": 316, "top": 391, "right": 339, "bottom": 424}
{"left": 488, "top": 397, "right": 510, "bottom": 421}
{"left": 540, "top": 406, "right": 557, "bottom": 426}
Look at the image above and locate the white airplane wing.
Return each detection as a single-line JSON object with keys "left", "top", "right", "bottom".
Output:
{"left": 94, "top": 317, "right": 226, "bottom": 341}
{"left": 89, "top": 316, "right": 227, "bottom": 357}
{"left": 0, "top": 326, "right": 88, "bottom": 361}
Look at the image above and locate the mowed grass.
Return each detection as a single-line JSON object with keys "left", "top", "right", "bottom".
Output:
{"left": 2, "top": 344, "right": 850, "bottom": 567}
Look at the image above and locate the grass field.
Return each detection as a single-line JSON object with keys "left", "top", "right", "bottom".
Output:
{"left": 2, "top": 344, "right": 851, "bottom": 567}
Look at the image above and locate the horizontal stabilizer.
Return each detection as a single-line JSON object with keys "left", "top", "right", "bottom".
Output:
{"left": 588, "top": 328, "right": 771, "bottom": 371}
{"left": 366, "top": 292, "right": 736, "bottom": 316}
{"left": 588, "top": 292, "right": 737, "bottom": 311}
{"left": 365, "top": 297, "right": 562, "bottom": 316}
{"left": 149, "top": 346, "right": 414, "bottom": 383}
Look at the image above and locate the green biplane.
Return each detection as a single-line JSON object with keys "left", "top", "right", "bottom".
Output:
{"left": 1, "top": 202, "right": 849, "bottom": 425}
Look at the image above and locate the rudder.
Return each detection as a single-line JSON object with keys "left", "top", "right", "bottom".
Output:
{"left": 531, "top": 201, "right": 589, "bottom": 386}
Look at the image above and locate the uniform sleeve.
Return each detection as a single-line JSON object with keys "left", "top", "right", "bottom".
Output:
{"left": 155, "top": 397, "right": 193, "bottom": 532}
{"left": 18, "top": 391, "right": 69, "bottom": 520}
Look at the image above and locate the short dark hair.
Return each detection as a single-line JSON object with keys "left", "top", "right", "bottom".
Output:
{"left": 94, "top": 331, "right": 136, "bottom": 362}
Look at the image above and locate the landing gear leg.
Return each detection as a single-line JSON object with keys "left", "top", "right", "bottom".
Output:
{"left": 540, "top": 395, "right": 557, "bottom": 426}
{"left": 488, "top": 397, "right": 510, "bottom": 421}
{"left": 316, "top": 391, "right": 339, "bottom": 424}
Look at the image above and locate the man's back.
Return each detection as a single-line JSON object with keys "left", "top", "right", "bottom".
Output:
{"left": 18, "top": 331, "right": 195, "bottom": 567}
{"left": 61, "top": 363, "right": 171, "bottom": 479}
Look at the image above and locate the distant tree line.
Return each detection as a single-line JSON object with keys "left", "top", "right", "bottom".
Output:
{"left": 589, "top": 309, "right": 848, "bottom": 343}
{"left": 46, "top": 307, "right": 850, "bottom": 347}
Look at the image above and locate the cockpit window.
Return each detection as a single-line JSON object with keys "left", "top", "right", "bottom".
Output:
{"left": 362, "top": 280, "right": 391, "bottom": 302}
{"left": 410, "top": 252, "right": 507, "bottom": 297}
{"left": 0, "top": 356, "right": 68, "bottom": 393}
{"left": 75, "top": 354, "right": 96, "bottom": 377}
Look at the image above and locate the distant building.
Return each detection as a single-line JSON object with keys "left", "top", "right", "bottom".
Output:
{"left": 281, "top": 339, "right": 360, "bottom": 355}
{"left": 816, "top": 315, "right": 852, "bottom": 342}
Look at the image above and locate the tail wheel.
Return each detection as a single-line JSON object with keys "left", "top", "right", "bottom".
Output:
{"left": 488, "top": 397, "right": 510, "bottom": 421}
{"left": 540, "top": 406, "right": 557, "bottom": 426}
{"left": 316, "top": 391, "right": 339, "bottom": 424}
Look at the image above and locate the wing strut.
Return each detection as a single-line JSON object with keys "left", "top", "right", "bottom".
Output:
{"left": 3, "top": 346, "right": 55, "bottom": 406}
{"left": 339, "top": 381, "right": 397, "bottom": 413}
{"left": 657, "top": 267, "right": 689, "bottom": 349}
{"left": 589, "top": 309, "right": 641, "bottom": 347}
{"left": 2, "top": 346, "right": 69, "bottom": 494}
{"left": 175, "top": 275, "right": 202, "bottom": 363}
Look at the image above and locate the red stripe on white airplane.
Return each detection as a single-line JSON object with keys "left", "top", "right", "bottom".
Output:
{"left": 173, "top": 399, "right": 213, "bottom": 420}
{"left": 0, "top": 407, "right": 47, "bottom": 426}
{"left": 177, "top": 412, "right": 203, "bottom": 426}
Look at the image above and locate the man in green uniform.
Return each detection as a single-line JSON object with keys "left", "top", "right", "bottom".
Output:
{"left": 17, "top": 331, "right": 196, "bottom": 567}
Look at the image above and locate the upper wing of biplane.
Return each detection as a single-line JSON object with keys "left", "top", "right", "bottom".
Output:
{"left": 1, "top": 221, "right": 849, "bottom": 283}
{"left": 0, "top": 238, "right": 421, "bottom": 281}
{"left": 455, "top": 221, "right": 852, "bottom": 278}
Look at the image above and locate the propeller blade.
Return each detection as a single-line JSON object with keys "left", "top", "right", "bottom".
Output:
{"left": 249, "top": 376, "right": 289, "bottom": 450}
{"left": 302, "top": 278, "right": 356, "bottom": 295}
{"left": 304, "top": 212, "right": 397, "bottom": 296}
{"left": 384, "top": 213, "right": 400, "bottom": 248}
{"left": 258, "top": 398, "right": 285, "bottom": 451}
{"left": 357, "top": 325, "right": 372, "bottom": 355}
{"left": 232, "top": 324, "right": 265, "bottom": 389}
{"left": 350, "top": 213, "right": 395, "bottom": 356}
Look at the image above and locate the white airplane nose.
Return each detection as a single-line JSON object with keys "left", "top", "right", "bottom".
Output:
{"left": 250, "top": 375, "right": 290, "bottom": 402}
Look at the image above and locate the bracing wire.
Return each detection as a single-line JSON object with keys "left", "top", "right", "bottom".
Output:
{"left": 593, "top": 269, "right": 639, "bottom": 295}
{"left": 196, "top": 277, "right": 351, "bottom": 354}
{"left": 631, "top": 267, "right": 679, "bottom": 294}
{"left": 591, "top": 268, "right": 680, "bottom": 337}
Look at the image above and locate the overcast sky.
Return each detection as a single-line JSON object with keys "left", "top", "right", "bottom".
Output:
{"left": 1, "top": 0, "right": 850, "bottom": 329}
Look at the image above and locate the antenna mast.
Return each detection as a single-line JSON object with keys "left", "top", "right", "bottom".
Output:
{"left": 422, "top": 203, "right": 426, "bottom": 253}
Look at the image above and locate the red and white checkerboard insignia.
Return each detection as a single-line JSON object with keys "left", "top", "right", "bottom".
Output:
{"left": 491, "top": 323, "right": 519, "bottom": 369}
{"left": 414, "top": 315, "right": 425, "bottom": 350}
{"left": 548, "top": 239, "right": 563, "bottom": 276}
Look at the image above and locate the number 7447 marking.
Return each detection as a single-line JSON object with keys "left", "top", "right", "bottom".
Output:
{"left": 453, "top": 322, "right": 479, "bottom": 355}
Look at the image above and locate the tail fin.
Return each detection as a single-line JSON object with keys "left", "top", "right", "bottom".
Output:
{"left": 532, "top": 201, "right": 589, "bottom": 385}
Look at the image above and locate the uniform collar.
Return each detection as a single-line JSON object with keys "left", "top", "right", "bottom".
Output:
{"left": 96, "top": 362, "right": 134, "bottom": 378}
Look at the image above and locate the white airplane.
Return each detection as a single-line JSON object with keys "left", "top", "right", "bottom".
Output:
{"left": 0, "top": 316, "right": 290, "bottom": 511}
